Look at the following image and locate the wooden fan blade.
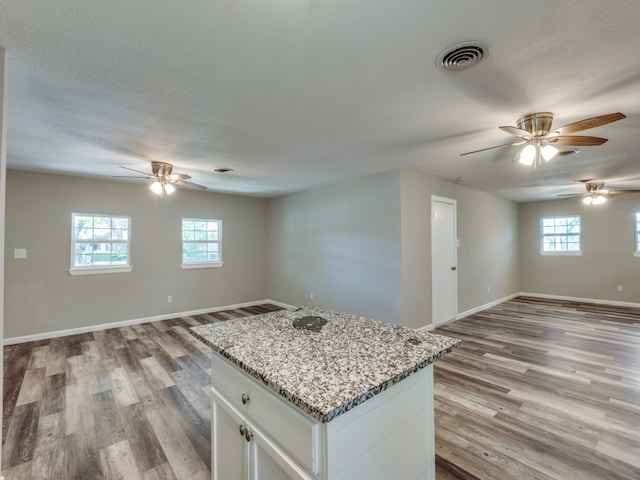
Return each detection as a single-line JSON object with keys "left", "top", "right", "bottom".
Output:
{"left": 547, "top": 136, "right": 608, "bottom": 146}
{"left": 460, "top": 140, "right": 525, "bottom": 156}
{"left": 167, "top": 173, "right": 191, "bottom": 180}
{"left": 553, "top": 112, "right": 626, "bottom": 135}
{"left": 119, "top": 165, "right": 151, "bottom": 176}
{"left": 607, "top": 189, "right": 640, "bottom": 195}
{"left": 113, "top": 175, "right": 152, "bottom": 179}
{"left": 499, "top": 125, "right": 532, "bottom": 138}
{"left": 172, "top": 179, "right": 207, "bottom": 190}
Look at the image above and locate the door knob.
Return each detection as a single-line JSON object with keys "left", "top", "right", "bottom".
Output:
{"left": 451, "top": 266, "right": 457, "bottom": 271}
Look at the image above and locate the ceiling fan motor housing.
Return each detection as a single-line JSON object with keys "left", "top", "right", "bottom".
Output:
{"left": 151, "top": 161, "right": 173, "bottom": 177}
{"left": 517, "top": 112, "right": 553, "bottom": 136}
{"left": 586, "top": 182, "right": 605, "bottom": 193}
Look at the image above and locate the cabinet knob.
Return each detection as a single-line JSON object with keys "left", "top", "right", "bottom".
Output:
{"left": 239, "top": 424, "right": 246, "bottom": 436}
{"left": 245, "top": 429, "right": 253, "bottom": 442}
{"left": 241, "top": 393, "right": 250, "bottom": 405}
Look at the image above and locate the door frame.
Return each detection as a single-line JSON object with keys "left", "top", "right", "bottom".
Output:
{"left": 431, "top": 195, "right": 458, "bottom": 326}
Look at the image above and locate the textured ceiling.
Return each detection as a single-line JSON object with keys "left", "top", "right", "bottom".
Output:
{"left": 1, "top": 0, "right": 639, "bottom": 201}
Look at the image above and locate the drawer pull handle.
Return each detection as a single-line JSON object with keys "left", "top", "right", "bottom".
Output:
{"left": 239, "top": 424, "right": 246, "bottom": 436}
{"left": 245, "top": 429, "right": 253, "bottom": 442}
{"left": 241, "top": 393, "right": 250, "bottom": 405}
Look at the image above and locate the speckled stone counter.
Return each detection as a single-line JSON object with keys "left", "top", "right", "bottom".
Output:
{"left": 191, "top": 306, "right": 460, "bottom": 423}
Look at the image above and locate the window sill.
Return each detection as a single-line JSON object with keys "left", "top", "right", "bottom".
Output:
{"left": 181, "top": 261, "right": 224, "bottom": 269}
{"left": 539, "top": 251, "right": 583, "bottom": 256}
{"left": 633, "top": 252, "right": 640, "bottom": 257}
{"left": 68, "top": 266, "right": 133, "bottom": 276}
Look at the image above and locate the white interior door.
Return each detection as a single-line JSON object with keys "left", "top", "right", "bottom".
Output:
{"left": 431, "top": 196, "right": 457, "bottom": 326}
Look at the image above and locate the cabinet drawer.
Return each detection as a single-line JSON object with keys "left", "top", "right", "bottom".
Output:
{"left": 212, "top": 354, "right": 321, "bottom": 475}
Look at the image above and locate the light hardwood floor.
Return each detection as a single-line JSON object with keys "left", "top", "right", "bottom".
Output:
{"left": 433, "top": 296, "right": 640, "bottom": 480}
{"left": 2, "top": 297, "right": 639, "bottom": 479}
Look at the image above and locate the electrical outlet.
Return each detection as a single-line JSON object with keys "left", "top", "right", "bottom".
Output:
{"left": 487, "top": 286, "right": 491, "bottom": 293}
{"left": 14, "top": 248, "right": 27, "bottom": 259}
{"left": 617, "top": 285, "right": 623, "bottom": 292}
{"left": 310, "top": 293, "right": 314, "bottom": 301}
{"left": 167, "top": 295, "right": 173, "bottom": 303}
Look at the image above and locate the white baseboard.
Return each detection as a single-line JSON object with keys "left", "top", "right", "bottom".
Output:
{"left": 455, "top": 292, "right": 521, "bottom": 320}
{"left": 518, "top": 292, "right": 640, "bottom": 309}
{"left": 3, "top": 299, "right": 295, "bottom": 346}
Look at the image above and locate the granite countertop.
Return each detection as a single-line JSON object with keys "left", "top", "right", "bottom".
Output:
{"left": 191, "top": 306, "right": 460, "bottom": 423}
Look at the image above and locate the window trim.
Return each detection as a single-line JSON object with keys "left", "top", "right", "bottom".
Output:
{"left": 68, "top": 213, "right": 133, "bottom": 276}
{"left": 634, "top": 212, "right": 640, "bottom": 257}
{"left": 539, "top": 215, "right": 583, "bottom": 256}
{"left": 180, "top": 217, "right": 223, "bottom": 269}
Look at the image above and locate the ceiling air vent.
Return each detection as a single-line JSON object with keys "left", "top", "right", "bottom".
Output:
{"left": 437, "top": 42, "right": 488, "bottom": 71}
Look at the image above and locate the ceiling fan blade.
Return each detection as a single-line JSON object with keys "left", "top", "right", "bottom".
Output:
{"left": 167, "top": 173, "right": 191, "bottom": 180}
{"left": 172, "top": 179, "right": 207, "bottom": 190}
{"left": 607, "top": 189, "right": 640, "bottom": 195}
{"left": 553, "top": 112, "right": 626, "bottom": 135}
{"left": 460, "top": 140, "right": 526, "bottom": 156}
{"left": 113, "top": 175, "right": 152, "bottom": 179}
{"left": 119, "top": 165, "right": 152, "bottom": 176}
{"left": 557, "top": 193, "right": 585, "bottom": 197}
{"left": 547, "top": 135, "right": 608, "bottom": 146}
{"left": 499, "top": 125, "right": 532, "bottom": 138}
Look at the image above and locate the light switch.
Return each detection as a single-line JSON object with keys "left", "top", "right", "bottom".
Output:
{"left": 14, "top": 248, "right": 27, "bottom": 259}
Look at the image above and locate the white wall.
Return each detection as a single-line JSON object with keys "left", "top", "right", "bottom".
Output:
{"left": 267, "top": 170, "right": 403, "bottom": 323}
{"left": 4, "top": 170, "right": 269, "bottom": 338}
{"left": 519, "top": 195, "right": 640, "bottom": 302}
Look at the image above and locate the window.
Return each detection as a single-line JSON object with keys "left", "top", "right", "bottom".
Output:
{"left": 540, "top": 215, "right": 582, "bottom": 255}
{"left": 70, "top": 213, "right": 132, "bottom": 275}
{"left": 181, "top": 218, "right": 223, "bottom": 268}
{"left": 635, "top": 212, "right": 640, "bottom": 256}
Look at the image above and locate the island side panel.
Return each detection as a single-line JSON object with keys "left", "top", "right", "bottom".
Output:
{"left": 323, "top": 366, "right": 435, "bottom": 480}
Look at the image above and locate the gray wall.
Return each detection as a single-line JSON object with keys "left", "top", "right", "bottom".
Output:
{"left": 519, "top": 196, "right": 640, "bottom": 302}
{"left": 267, "top": 168, "right": 520, "bottom": 329}
{"left": 5, "top": 170, "right": 268, "bottom": 338}
{"left": 267, "top": 170, "right": 403, "bottom": 323}
{"left": 400, "top": 170, "right": 520, "bottom": 328}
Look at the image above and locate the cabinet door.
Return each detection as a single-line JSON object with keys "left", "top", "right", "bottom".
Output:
{"left": 213, "top": 391, "right": 250, "bottom": 480}
{"left": 250, "top": 426, "right": 314, "bottom": 480}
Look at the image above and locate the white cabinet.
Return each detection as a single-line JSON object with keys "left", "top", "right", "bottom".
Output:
{"left": 212, "top": 388, "right": 314, "bottom": 480}
{"left": 211, "top": 352, "right": 436, "bottom": 480}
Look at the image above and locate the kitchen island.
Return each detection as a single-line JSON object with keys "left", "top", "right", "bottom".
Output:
{"left": 191, "top": 306, "right": 460, "bottom": 480}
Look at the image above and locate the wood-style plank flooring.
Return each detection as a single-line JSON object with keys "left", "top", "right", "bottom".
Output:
{"left": 433, "top": 296, "right": 640, "bottom": 480}
{"left": 2, "top": 304, "right": 283, "bottom": 479}
{"left": 2, "top": 296, "right": 639, "bottom": 479}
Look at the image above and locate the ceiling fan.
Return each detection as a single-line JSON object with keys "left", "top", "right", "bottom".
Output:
{"left": 558, "top": 179, "right": 640, "bottom": 205}
{"left": 460, "top": 112, "right": 626, "bottom": 166}
{"left": 115, "top": 161, "right": 207, "bottom": 195}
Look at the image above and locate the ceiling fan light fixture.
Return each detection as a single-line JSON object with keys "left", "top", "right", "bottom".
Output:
{"left": 518, "top": 145, "right": 536, "bottom": 166}
{"left": 541, "top": 144, "right": 559, "bottom": 161}
{"left": 583, "top": 194, "right": 607, "bottom": 206}
{"left": 150, "top": 181, "right": 163, "bottom": 195}
{"left": 164, "top": 182, "right": 176, "bottom": 195}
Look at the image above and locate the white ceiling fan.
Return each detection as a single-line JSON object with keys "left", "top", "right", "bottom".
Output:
{"left": 115, "top": 161, "right": 207, "bottom": 195}
{"left": 461, "top": 112, "right": 626, "bottom": 167}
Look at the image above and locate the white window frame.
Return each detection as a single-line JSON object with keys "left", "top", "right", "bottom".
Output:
{"left": 181, "top": 218, "right": 223, "bottom": 269}
{"left": 540, "top": 215, "right": 583, "bottom": 256}
{"left": 634, "top": 212, "right": 640, "bottom": 257}
{"left": 69, "top": 213, "right": 133, "bottom": 276}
